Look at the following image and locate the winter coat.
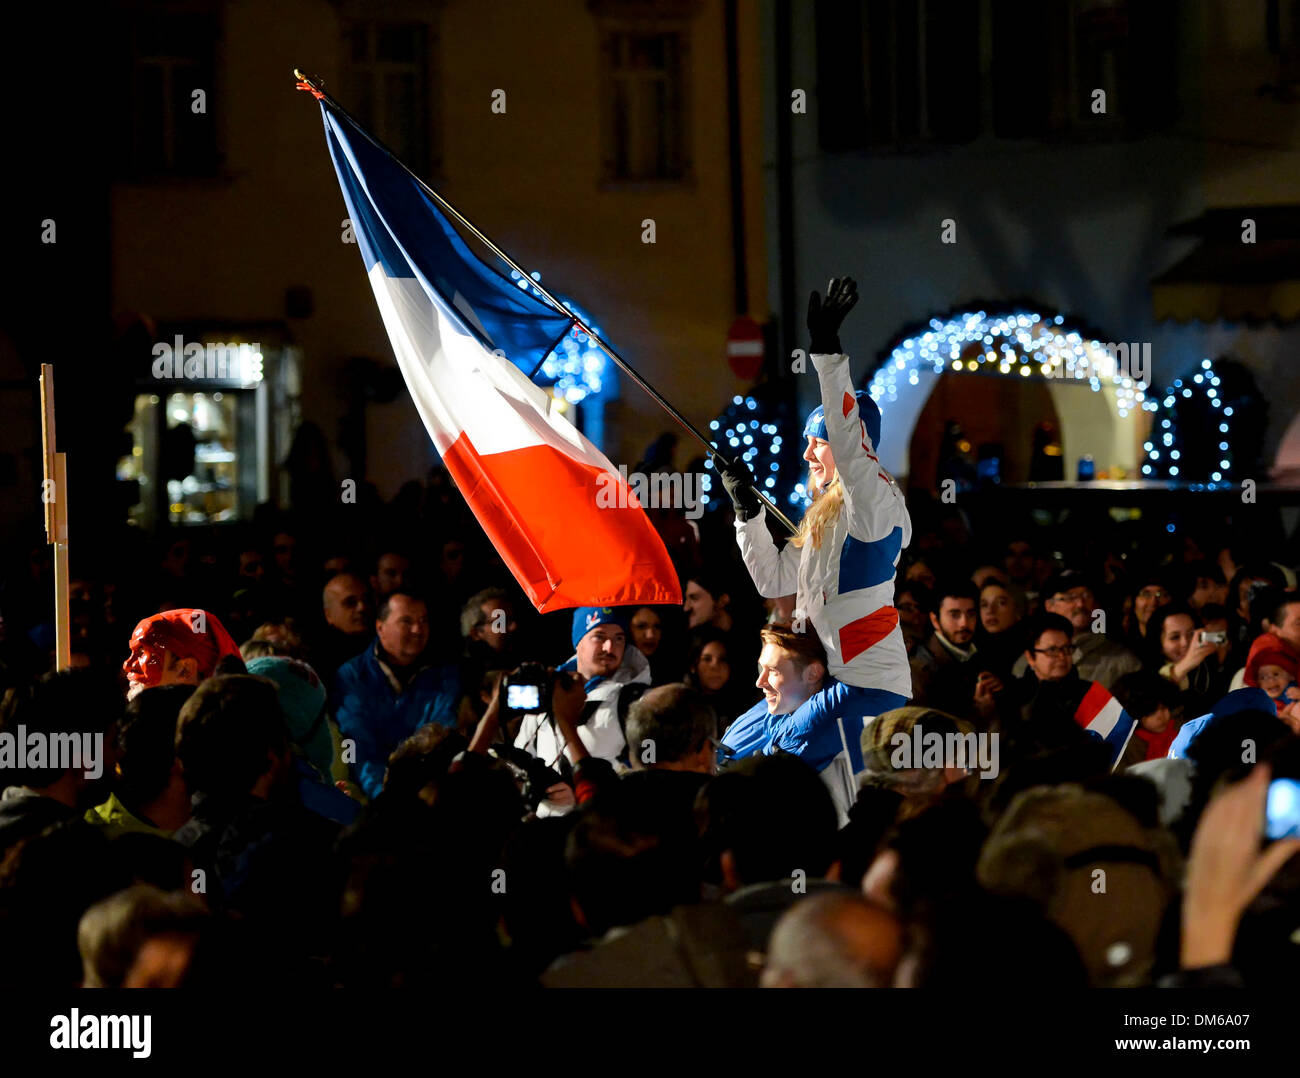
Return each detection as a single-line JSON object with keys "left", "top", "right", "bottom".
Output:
{"left": 515, "top": 645, "right": 652, "bottom": 767}
{"left": 334, "top": 641, "right": 461, "bottom": 799}
{"left": 735, "top": 352, "right": 912, "bottom": 698}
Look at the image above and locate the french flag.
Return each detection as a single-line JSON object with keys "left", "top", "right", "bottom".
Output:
{"left": 318, "top": 103, "right": 680, "bottom": 612}
{"left": 1073, "top": 681, "right": 1137, "bottom": 770}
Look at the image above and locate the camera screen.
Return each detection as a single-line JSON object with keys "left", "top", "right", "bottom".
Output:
{"left": 507, "top": 683, "right": 541, "bottom": 710}
{"left": 1266, "top": 778, "right": 1300, "bottom": 839}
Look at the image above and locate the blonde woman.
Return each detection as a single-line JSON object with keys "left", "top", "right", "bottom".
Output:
{"left": 719, "top": 277, "right": 912, "bottom": 773}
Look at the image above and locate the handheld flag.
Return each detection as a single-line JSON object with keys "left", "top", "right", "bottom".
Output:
{"left": 1073, "top": 681, "right": 1137, "bottom": 771}
{"left": 314, "top": 100, "right": 681, "bottom": 611}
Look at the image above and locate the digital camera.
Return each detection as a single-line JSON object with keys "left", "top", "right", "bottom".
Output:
{"left": 503, "top": 662, "right": 553, "bottom": 719}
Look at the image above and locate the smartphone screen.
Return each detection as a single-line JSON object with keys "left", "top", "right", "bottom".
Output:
{"left": 1266, "top": 778, "right": 1300, "bottom": 839}
{"left": 507, "top": 683, "right": 541, "bottom": 711}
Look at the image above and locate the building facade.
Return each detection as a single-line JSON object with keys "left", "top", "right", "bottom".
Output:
{"left": 760, "top": 0, "right": 1300, "bottom": 490}
{"left": 104, "top": 0, "right": 769, "bottom": 528}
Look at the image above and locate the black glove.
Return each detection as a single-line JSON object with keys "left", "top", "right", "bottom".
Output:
{"left": 807, "top": 277, "right": 859, "bottom": 355}
{"left": 718, "top": 457, "right": 761, "bottom": 522}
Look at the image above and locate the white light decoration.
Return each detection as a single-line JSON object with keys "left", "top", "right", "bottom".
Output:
{"left": 1143, "top": 357, "right": 1234, "bottom": 485}
{"left": 519, "top": 281, "right": 609, "bottom": 405}
{"left": 866, "top": 311, "right": 1149, "bottom": 421}
{"left": 705, "top": 391, "right": 807, "bottom": 509}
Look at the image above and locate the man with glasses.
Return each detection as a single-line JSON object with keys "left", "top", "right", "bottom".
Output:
{"left": 1037, "top": 569, "right": 1140, "bottom": 690}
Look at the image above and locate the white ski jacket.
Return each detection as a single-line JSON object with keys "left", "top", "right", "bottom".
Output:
{"left": 735, "top": 352, "right": 912, "bottom": 698}
{"left": 514, "top": 645, "right": 652, "bottom": 768}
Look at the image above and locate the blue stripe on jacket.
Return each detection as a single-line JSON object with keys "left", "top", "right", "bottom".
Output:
{"left": 839, "top": 525, "right": 904, "bottom": 593}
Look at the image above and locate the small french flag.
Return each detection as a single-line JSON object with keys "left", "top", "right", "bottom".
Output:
{"left": 1074, "top": 681, "right": 1137, "bottom": 770}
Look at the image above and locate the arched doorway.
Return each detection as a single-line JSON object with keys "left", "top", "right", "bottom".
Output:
{"left": 908, "top": 371, "right": 1062, "bottom": 490}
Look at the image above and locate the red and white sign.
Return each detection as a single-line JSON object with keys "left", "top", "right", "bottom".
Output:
{"left": 726, "top": 316, "right": 765, "bottom": 380}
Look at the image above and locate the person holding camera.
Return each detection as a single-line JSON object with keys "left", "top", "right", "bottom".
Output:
{"left": 462, "top": 664, "right": 586, "bottom": 817}
{"left": 512, "top": 607, "right": 650, "bottom": 773}
{"left": 1145, "top": 602, "right": 1233, "bottom": 716}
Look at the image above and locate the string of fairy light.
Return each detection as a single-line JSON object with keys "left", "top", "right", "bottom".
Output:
{"left": 700, "top": 395, "right": 804, "bottom": 509}
{"left": 509, "top": 269, "right": 608, "bottom": 404}
{"left": 1142, "top": 358, "right": 1235, "bottom": 483}
{"left": 866, "top": 311, "right": 1149, "bottom": 418}
{"left": 701, "top": 309, "right": 1167, "bottom": 511}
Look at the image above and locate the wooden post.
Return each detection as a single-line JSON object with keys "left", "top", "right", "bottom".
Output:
{"left": 39, "top": 364, "right": 71, "bottom": 671}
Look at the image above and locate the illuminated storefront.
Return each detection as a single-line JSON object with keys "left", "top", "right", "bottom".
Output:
{"left": 117, "top": 325, "right": 301, "bottom": 530}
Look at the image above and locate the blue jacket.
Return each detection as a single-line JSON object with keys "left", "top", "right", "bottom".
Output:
{"left": 333, "top": 641, "right": 461, "bottom": 799}
{"left": 719, "top": 698, "right": 780, "bottom": 765}
{"left": 1167, "top": 687, "right": 1275, "bottom": 759}
{"left": 735, "top": 353, "right": 912, "bottom": 698}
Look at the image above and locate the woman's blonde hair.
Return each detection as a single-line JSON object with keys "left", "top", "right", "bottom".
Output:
{"left": 790, "top": 469, "right": 843, "bottom": 551}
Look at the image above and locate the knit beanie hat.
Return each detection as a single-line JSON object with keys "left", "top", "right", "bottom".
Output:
{"left": 245, "top": 656, "right": 333, "bottom": 776}
{"left": 571, "top": 606, "right": 630, "bottom": 650}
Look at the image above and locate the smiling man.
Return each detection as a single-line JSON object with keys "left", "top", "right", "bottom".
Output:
{"left": 333, "top": 591, "right": 460, "bottom": 799}
{"left": 720, "top": 626, "right": 829, "bottom": 765}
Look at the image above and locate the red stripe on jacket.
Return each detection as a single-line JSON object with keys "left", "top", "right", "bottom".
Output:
{"left": 839, "top": 606, "right": 900, "bottom": 664}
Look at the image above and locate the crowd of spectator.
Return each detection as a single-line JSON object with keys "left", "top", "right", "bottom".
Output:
{"left": 1, "top": 464, "right": 1299, "bottom": 988}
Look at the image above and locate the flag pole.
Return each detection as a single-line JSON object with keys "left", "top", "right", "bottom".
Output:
{"left": 39, "top": 364, "right": 71, "bottom": 671}
{"left": 293, "top": 69, "right": 798, "bottom": 536}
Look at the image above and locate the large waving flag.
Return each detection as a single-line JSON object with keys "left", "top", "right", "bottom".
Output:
{"left": 317, "top": 102, "right": 680, "bottom": 612}
{"left": 1073, "top": 681, "right": 1137, "bottom": 770}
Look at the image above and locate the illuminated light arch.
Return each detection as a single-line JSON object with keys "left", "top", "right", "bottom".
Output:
{"left": 866, "top": 308, "right": 1152, "bottom": 481}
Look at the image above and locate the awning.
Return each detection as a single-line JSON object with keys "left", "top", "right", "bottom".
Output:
{"left": 1152, "top": 206, "right": 1300, "bottom": 323}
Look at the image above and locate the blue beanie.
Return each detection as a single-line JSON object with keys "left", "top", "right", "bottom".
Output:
{"left": 804, "top": 390, "right": 882, "bottom": 450}
{"left": 571, "top": 606, "right": 629, "bottom": 650}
